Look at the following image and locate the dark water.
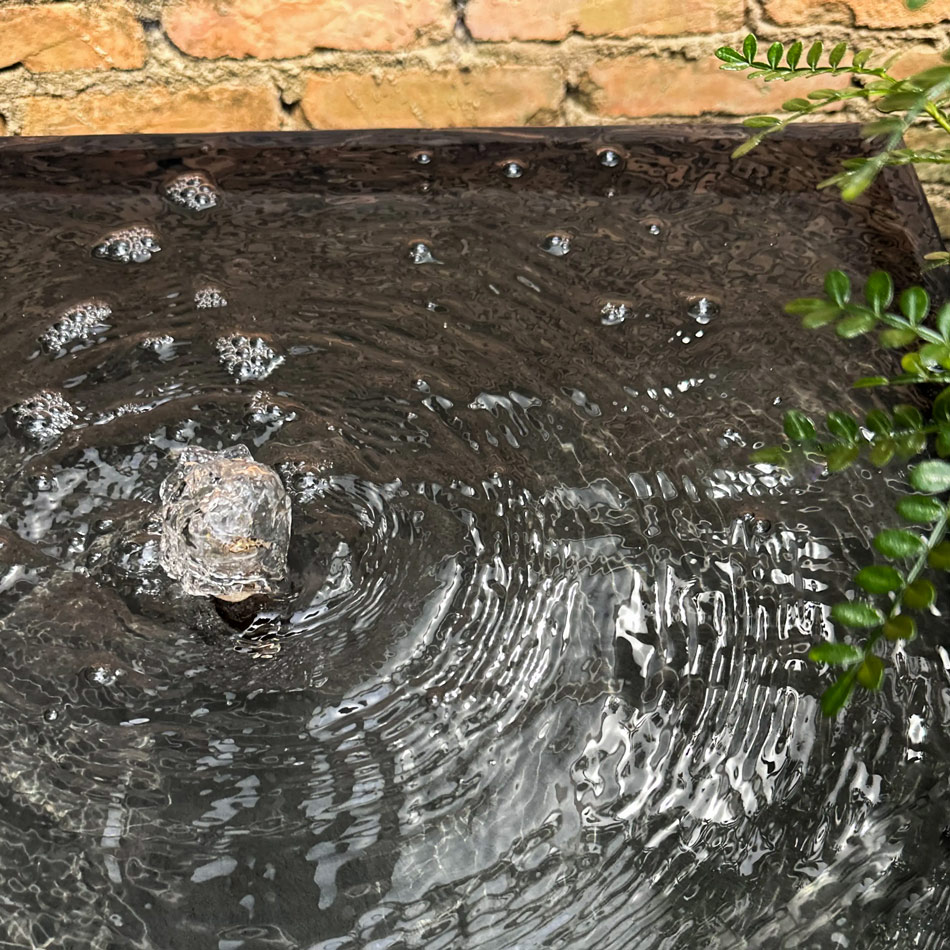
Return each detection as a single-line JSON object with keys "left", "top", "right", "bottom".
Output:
{"left": 0, "top": 127, "right": 948, "bottom": 950}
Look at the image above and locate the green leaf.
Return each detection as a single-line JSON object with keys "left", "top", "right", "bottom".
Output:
{"left": 892, "top": 404, "right": 924, "bottom": 430}
{"left": 936, "top": 302, "right": 950, "bottom": 340}
{"left": 831, "top": 600, "right": 885, "bottom": 628}
{"left": 786, "top": 40, "right": 803, "bottom": 68}
{"left": 884, "top": 614, "right": 916, "bottom": 641}
{"left": 743, "top": 34, "right": 757, "bottom": 62}
{"left": 902, "top": 578, "right": 936, "bottom": 610}
{"left": 894, "top": 432, "right": 928, "bottom": 460}
{"left": 821, "top": 671, "right": 856, "bottom": 716}
{"left": 840, "top": 160, "right": 881, "bottom": 200}
{"left": 870, "top": 439, "right": 896, "bottom": 467}
{"left": 865, "top": 271, "right": 894, "bottom": 314}
{"left": 808, "top": 641, "right": 865, "bottom": 665}
{"left": 806, "top": 41, "right": 823, "bottom": 69}
{"left": 899, "top": 286, "right": 929, "bottom": 325}
{"left": 826, "top": 444, "right": 860, "bottom": 472}
{"left": 937, "top": 430, "right": 950, "bottom": 458}
{"left": 857, "top": 655, "right": 885, "bottom": 691}
{"left": 784, "top": 409, "right": 816, "bottom": 442}
{"left": 836, "top": 313, "right": 876, "bottom": 338}
{"left": 743, "top": 115, "right": 781, "bottom": 128}
{"left": 874, "top": 529, "right": 925, "bottom": 559}
{"left": 784, "top": 297, "right": 827, "bottom": 315}
{"left": 928, "top": 540, "right": 950, "bottom": 570}
{"left": 854, "top": 564, "right": 903, "bottom": 593}
{"left": 865, "top": 409, "right": 892, "bottom": 435}
{"left": 782, "top": 97, "right": 812, "bottom": 112}
{"left": 919, "top": 342, "right": 950, "bottom": 368}
{"left": 852, "top": 48, "right": 872, "bottom": 67}
{"left": 824, "top": 270, "right": 850, "bottom": 306}
{"left": 751, "top": 445, "right": 788, "bottom": 466}
{"left": 910, "top": 459, "right": 950, "bottom": 493}
{"left": 897, "top": 497, "right": 943, "bottom": 525}
{"left": 767, "top": 41, "right": 783, "bottom": 68}
{"left": 826, "top": 411, "right": 859, "bottom": 443}
{"left": 828, "top": 42, "right": 847, "bottom": 68}
{"left": 732, "top": 137, "right": 764, "bottom": 159}
{"left": 854, "top": 376, "right": 890, "bottom": 388}
{"left": 934, "top": 387, "right": 950, "bottom": 423}
{"left": 808, "top": 88, "right": 839, "bottom": 100}
{"left": 879, "top": 327, "right": 918, "bottom": 348}
{"left": 909, "top": 65, "right": 950, "bottom": 89}
{"left": 803, "top": 304, "right": 844, "bottom": 328}
{"left": 716, "top": 47, "right": 748, "bottom": 65}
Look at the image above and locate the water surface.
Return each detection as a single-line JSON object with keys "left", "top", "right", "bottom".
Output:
{"left": 0, "top": 127, "right": 948, "bottom": 950}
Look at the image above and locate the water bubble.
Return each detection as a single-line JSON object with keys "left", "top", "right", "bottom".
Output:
{"left": 195, "top": 286, "right": 228, "bottom": 309}
{"left": 216, "top": 335, "right": 284, "bottom": 382}
{"left": 412, "top": 150, "right": 433, "bottom": 165}
{"left": 687, "top": 296, "right": 720, "bottom": 325}
{"left": 598, "top": 148, "right": 623, "bottom": 168}
{"left": 540, "top": 233, "right": 571, "bottom": 257}
{"left": 93, "top": 226, "right": 161, "bottom": 264}
{"left": 141, "top": 335, "right": 176, "bottom": 361}
{"left": 501, "top": 160, "right": 525, "bottom": 179}
{"left": 42, "top": 708, "right": 60, "bottom": 723}
{"left": 647, "top": 223, "right": 662, "bottom": 236}
{"left": 599, "top": 302, "right": 629, "bottom": 326}
{"left": 410, "top": 242, "right": 440, "bottom": 265}
{"left": 165, "top": 171, "right": 218, "bottom": 212}
{"left": 41, "top": 300, "right": 112, "bottom": 351}
{"left": 159, "top": 444, "right": 291, "bottom": 601}
{"left": 7, "top": 391, "right": 78, "bottom": 443}
{"left": 743, "top": 512, "right": 772, "bottom": 536}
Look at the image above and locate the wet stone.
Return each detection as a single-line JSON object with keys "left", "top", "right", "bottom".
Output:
{"left": 195, "top": 286, "right": 228, "bottom": 309}
{"left": 93, "top": 226, "right": 160, "bottom": 264}
{"left": 7, "top": 391, "right": 78, "bottom": 444}
{"left": 41, "top": 300, "right": 112, "bottom": 352}
{"left": 165, "top": 172, "right": 218, "bottom": 212}
{"left": 158, "top": 444, "right": 291, "bottom": 601}
{"left": 215, "top": 335, "right": 284, "bottom": 382}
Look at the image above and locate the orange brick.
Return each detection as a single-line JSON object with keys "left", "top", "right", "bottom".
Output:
{"left": 20, "top": 84, "right": 282, "bottom": 136}
{"left": 466, "top": 0, "right": 744, "bottom": 41}
{"left": 762, "top": 0, "right": 950, "bottom": 27}
{"left": 301, "top": 67, "right": 564, "bottom": 128}
{"left": 0, "top": 0, "right": 146, "bottom": 72}
{"left": 164, "top": 0, "right": 452, "bottom": 58}
{"left": 587, "top": 55, "right": 847, "bottom": 117}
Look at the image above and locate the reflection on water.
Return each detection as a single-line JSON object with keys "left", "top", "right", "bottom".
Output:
{"left": 0, "top": 129, "right": 948, "bottom": 950}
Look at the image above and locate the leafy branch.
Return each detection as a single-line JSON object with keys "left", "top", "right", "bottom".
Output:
{"left": 716, "top": 33, "right": 950, "bottom": 199}
{"left": 808, "top": 460, "right": 950, "bottom": 714}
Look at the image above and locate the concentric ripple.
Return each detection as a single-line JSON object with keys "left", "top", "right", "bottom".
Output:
{"left": 0, "top": 130, "right": 948, "bottom": 950}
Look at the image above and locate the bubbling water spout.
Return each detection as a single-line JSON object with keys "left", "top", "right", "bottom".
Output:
{"left": 158, "top": 445, "right": 291, "bottom": 602}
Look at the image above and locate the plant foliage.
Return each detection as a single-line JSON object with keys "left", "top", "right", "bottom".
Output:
{"left": 720, "top": 32, "right": 950, "bottom": 715}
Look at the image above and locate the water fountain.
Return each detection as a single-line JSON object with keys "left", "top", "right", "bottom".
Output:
{"left": 0, "top": 127, "right": 946, "bottom": 948}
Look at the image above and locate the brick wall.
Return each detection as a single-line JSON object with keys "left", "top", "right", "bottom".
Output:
{"left": 1, "top": 0, "right": 949, "bottom": 229}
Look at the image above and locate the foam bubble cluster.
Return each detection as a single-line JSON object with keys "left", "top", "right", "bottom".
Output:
{"left": 165, "top": 172, "right": 218, "bottom": 212}
{"left": 195, "top": 286, "right": 228, "bottom": 309}
{"left": 93, "top": 226, "right": 160, "bottom": 263}
{"left": 41, "top": 300, "right": 112, "bottom": 351}
{"left": 215, "top": 335, "right": 284, "bottom": 381}
{"left": 6, "top": 390, "right": 78, "bottom": 443}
